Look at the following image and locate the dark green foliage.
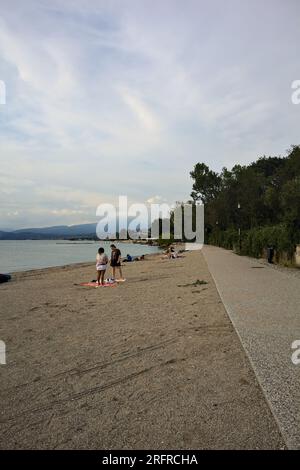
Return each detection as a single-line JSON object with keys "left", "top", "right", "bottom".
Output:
{"left": 190, "top": 163, "right": 222, "bottom": 204}
{"left": 157, "top": 237, "right": 174, "bottom": 248}
{"left": 191, "top": 146, "right": 300, "bottom": 259}
{"left": 241, "top": 225, "right": 293, "bottom": 257}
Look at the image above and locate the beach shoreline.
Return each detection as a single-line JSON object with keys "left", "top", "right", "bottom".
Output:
{"left": 5, "top": 251, "right": 162, "bottom": 276}
{"left": 0, "top": 250, "right": 284, "bottom": 449}
{"left": 0, "top": 239, "right": 163, "bottom": 274}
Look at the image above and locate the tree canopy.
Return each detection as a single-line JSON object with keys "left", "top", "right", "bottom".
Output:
{"left": 190, "top": 145, "right": 300, "bottom": 255}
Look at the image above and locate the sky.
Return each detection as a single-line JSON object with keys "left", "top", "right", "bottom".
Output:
{"left": 0, "top": 0, "right": 299, "bottom": 229}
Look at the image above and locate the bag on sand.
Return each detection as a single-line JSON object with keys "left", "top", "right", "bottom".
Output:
{"left": 0, "top": 274, "right": 11, "bottom": 284}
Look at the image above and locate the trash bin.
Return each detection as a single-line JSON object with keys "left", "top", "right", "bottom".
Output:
{"left": 267, "top": 247, "right": 274, "bottom": 264}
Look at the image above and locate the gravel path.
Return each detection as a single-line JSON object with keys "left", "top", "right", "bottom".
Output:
{"left": 203, "top": 245, "right": 300, "bottom": 449}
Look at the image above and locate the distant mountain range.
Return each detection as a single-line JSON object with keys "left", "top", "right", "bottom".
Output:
{"left": 0, "top": 223, "right": 152, "bottom": 240}
{"left": 0, "top": 223, "right": 98, "bottom": 240}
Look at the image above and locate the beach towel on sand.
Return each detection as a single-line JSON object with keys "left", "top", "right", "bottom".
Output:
{"left": 79, "top": 282, "right": 117, "bottom": 288}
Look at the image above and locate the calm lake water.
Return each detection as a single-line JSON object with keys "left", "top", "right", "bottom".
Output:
{"left": 0, "top": 240, "right": 161, "bottom": 273}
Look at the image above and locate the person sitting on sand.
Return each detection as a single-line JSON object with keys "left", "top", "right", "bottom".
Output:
{"left": 110, "top": 244, "right": 124, "bottom": 280}
{"left": 161, "top": 248, "right": 170, "bottom": 259}
{"left": 161, "top": 247, "right": 178, "bottom": 260}
{"left": 96, "top": 247, "right": 109, "bottom": 286}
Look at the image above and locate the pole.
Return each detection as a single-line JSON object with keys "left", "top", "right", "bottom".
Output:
{"left": 237, "top": 202, "right": 241, "bottom": 253}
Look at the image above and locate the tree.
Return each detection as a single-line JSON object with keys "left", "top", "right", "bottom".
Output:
{"left": 189, "top": 145, "right": 300, "bottom": 255}
{"left": 190, "top": 163, "right": 221, "bottom": 204}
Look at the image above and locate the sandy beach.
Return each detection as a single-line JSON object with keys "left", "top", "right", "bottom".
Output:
{"left": 0, "top": 250, "right": 284, "bottom": 449}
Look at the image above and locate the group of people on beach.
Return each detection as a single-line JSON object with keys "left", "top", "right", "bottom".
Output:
{"left": 95, "top": 243, "right": 179, "bottom": 286}
{"left": 95, "top": 244, "right": 123, "bottom": 286}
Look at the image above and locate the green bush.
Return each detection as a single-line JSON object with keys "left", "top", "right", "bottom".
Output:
{"left": 209, "top": 224, "right": 299, "bottom": 259}
{"left": 241, "top": 224, "right": 294, "bottom": 257}
{"left": 157, "top": 237, "right": 174, "bottom": 248}
{"left": 208, "top": 227, "right": 238, "bottom": 250}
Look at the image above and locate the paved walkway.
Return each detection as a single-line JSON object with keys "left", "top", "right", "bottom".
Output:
{"left": 203, "top": 245, "right": 300, "bottom": 449}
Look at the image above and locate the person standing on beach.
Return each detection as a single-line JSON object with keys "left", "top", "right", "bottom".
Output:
{"left": 96, "top": 247, "right": 108, "bottom": 286}
{"left": 110, "top": 244, "right": 123, "bottom": 280}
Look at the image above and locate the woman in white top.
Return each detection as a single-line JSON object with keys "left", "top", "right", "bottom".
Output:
{"left": 96, "top": 247, "right": 109, "bottom": 286}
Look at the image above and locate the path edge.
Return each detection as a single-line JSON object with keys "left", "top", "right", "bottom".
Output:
{"left": 202, "top": 248, "right": 290, "bottom": 450}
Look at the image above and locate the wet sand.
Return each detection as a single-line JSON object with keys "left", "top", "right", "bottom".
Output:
{"left": 0, "top": 251, "right": 285, "bottom": 449}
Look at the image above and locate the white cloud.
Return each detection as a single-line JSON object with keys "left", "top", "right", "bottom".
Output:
{"left": 0, "top": 0, "right": 300, "bottom": 228}
{"left": 146, "top": 195, "right": 163, "bottom": 204}
{"left": 119, "top": 88, "right": 161, "bottom": 133}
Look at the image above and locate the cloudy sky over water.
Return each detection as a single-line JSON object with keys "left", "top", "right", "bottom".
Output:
{"left": 0, "top": 0, "right": 299, "bottom": 229}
